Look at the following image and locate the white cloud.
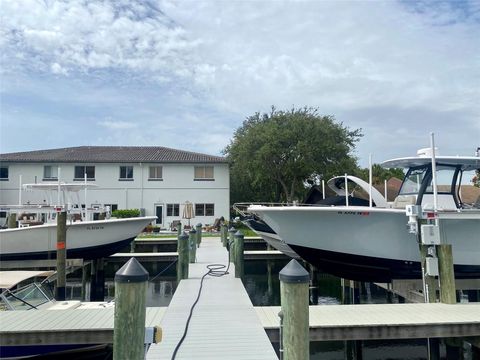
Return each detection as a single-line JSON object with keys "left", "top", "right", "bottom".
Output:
{"left": 1, "top": 0, "right": 479, "bottom": 163}
{"left": 0, "top": 0, "right": 198, "bottom": 79}
{"left": 98, "top": 120, "right": 137, "bottom": 130}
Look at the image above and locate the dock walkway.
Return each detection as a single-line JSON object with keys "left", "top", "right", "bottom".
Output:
{"left": 146, "top": 237, "right": 278, "bottom": 359}
{"left": 256, "top": 303, "right": 480, "bottom": 342}
{"left": 0, "top": 307, "right": 165, "bottom": 346}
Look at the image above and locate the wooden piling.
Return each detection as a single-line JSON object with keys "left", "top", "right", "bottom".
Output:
{"left": 81, "top": 262, "right": 88, "bottom": 301}
{"left": 279, "top": 259, "right": 310, "bottom": 360}
{"left": 90, "top": 260, "right": 97, "bottom": 301}
{"left": 7, "top": 213, "right": 17, "bottom": 228}
{"left": 234, "top": 231, "right": 244, "bottom": 278}
{"left": 177, "top": 232, "right": 189, "bottom": 281}
{"left": 95, "top": 258, "right": 105, "bottom": 301}
{"left": 221, "top": 224, "right": 227, "bottom": 247}
{"left": 437, "top": 244, "right": 456, "bottom": 304}
{"left": 113, "top": 257, "right": 149, "bottom": 360}
{"left": 228, "top": 227, "right": 236, "bottom": 262}
{"left": 56, "top": 211, "right": 67, "bottom": 301}
{"left": 196, "top": 223, "right": 202, "bottom": 247}
{"left": 177, "top": 222, "right": 182, "bottom": 238}
{"left": 189, "top": 228, "right": 197, "bottom": 264}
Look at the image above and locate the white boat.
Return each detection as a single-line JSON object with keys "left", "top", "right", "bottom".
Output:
{"left": 248, "top": 148, "right": 480, "bottom": 282}
{"left": 234, "top": 176, "right": 387, "bottom": 260}
{"left": 0, "top": 183, "right": 156, "bottom": 261}
{"left": 0, "top": 270, "right": 112, "bottom": 359}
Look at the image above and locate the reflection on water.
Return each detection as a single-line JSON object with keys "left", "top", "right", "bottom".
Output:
{"left": 64, "top": 258, "right": 475, "bottom": 360}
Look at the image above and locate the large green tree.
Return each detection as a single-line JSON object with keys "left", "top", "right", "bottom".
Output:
{"left": 224, "top": 107, "right": 362, "bottom": 203}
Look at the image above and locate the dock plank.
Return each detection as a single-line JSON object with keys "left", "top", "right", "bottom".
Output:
{"left": 146, "top": 237, "right": 278, "bottom": 360}
{"left": 0, "top": 307, "right": 166, "bottom": 346}
{"left": 256, "top": 304, "right": 480, "bottom": 341}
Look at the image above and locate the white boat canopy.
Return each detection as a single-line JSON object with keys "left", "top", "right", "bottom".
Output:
{"left": 327, "top": 175, "right": 387, "bottom": 208}
{"left": 0, "top": 271, "right": 54, "bottom": 290}
{"left": 382, "top": 156, "right": 480, "bottom": 171}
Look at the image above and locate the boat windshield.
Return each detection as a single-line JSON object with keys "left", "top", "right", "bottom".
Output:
{"left": 399, "top": 165, "right": 458, "bottom": 196}
{"left": 1, "top": 283, "right": 53, "bottom": 310}
{"left": 399, "top": 166, "right": 428, "bottom": 195}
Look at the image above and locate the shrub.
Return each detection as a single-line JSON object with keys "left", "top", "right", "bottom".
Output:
{"left": 112, "top": 209, "right": 140, "bottom": 218}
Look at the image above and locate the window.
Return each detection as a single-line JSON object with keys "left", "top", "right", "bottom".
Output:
{"left": 104, "top": 204, "right": 118, "bottom": 212}
{"left": 149, "top": 166, "right": 163, "bottom": 180}
{"left": 0, "top": 166, "right": 8, "bottom": 180}
{"left": 195, "top": 203, "right": 214, "bottom": 216}
{"left": 166, "top": 203, "right": 179, "bottom": 217}
{"left": 119, "top": 166, "right": 133, "bottom": 180}
{"left": 74, "top": 166, "right": 95, "bottom": 180}
{"left": 194, "top": 165, "right": 214, "bottom": 180}
{"left": 43, "top": 165, "right": 58, "bottom": 180}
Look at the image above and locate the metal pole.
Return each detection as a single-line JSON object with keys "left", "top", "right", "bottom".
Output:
{"left": 113, "top": 258, "right": 149, "bottom": 360}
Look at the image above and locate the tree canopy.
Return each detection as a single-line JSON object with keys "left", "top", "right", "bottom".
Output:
{"left": 224, "top": 107, "right": 362, "bottom": 203}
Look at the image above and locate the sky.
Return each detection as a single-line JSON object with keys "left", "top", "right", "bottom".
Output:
{"left": 1, "top": 0, "right": 479, "bottom": 166}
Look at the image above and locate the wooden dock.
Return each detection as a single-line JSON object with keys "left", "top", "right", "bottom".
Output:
{"left": 146, "top": 237, "right": 278, "bottom": 359}
{"left": 0, "top": 307, "right": 165, "bottom": 346}
{"left": 256, "top": 303, "right": 480, "bottom": 342}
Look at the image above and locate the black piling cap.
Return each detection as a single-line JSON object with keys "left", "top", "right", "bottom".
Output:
{"left": 190, "top": 228, "right": 197, "bottom": 234}
{"left": 196, "top": 223, "right": 202, "bottom": 227}
{"left": 234, "top": 230, "right": 244, "bottom": 238}
{"left": 115, "top": 257, "right": 149, "bottom": 283}
{"left": 279, "top": 259, "right": 310, "bottom": 284}
{"left": 228, "top": 227, "right": 236, "bottom": 233}
{"left": 179, "top": 232, "right": 189, "bottom": 240}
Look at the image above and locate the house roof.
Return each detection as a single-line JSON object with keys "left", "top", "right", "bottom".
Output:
{"left": 0, "top": 146, "right": 227, "bottom": 164}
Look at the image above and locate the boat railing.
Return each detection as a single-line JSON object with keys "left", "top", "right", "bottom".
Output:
{"left": 233, "top": 202, "right": 320, "bottom": 216}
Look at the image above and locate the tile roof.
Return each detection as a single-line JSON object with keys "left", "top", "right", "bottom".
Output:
{"left": 0, "top": 146, "right": 227, "bottom": 164}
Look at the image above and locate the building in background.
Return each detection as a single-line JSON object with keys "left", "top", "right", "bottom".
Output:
{"left": 0, "top": 146, "right": 229, "bottom": 229}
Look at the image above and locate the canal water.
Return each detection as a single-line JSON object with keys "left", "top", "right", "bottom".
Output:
{"left": 61, "top": 258, "right": 470, "bottom": 360}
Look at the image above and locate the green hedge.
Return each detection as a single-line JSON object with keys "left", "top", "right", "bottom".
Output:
{"left": 111, "top": 209, "right": 140, "bottom": 218}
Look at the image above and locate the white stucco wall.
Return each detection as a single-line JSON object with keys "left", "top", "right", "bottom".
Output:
{"left": 0, "top": 162, "right": 230, "bottom": 229}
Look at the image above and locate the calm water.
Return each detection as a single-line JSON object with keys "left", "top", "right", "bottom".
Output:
{"left": 62, "top": 258, "right": 474, "bottom": 360}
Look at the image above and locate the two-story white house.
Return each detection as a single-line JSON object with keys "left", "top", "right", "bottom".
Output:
{"left": 0, "top": 146, "right": 230, "bottom": 229}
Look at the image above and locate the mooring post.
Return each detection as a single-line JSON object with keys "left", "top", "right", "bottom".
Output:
{"left": 437, "top": 244, "right": 456, "bottom": 304}
{"left": 221, "top": 224, "right": 227, "bottom": 247}
{"left": 196, "top": 223, "right": 202, "bottom": 247}
{"left": 56, "top": 211, "right": 67, "bottom": 301}
{"left": 7, "top": 213, "right": 17, "bottom": 228}
{"left": 228, "top": 227, "right": 236, "bottom": 262}
{"left": 279, "top": 259, "right": 310, "bottom": 360}
{"left": 113, "top": 257, "right": 149, "bottom": 360}
{"left": 234, "top": 230, "right": 245, "bottom": 278}
{"left": 130, "top": 239, "right": 136, "bottom": 253}
{"left": 90, "top": 260, "right": 97, "bottom": 301}
{"left": 96, "top": 258, "right": 105, "bottom": 301}
{"left": 189, "top": 228, "right": 197, "bottom": 264}
{"left": 177, "top": 232, "right": 189, "bottom": 281}
{"left": 81, "top": 262, "right": 88, "bottom": 301}
{"left": 438, "top": 244, "right": 460, "bottom": 357}
{"left": 177, "top": 222, "right": 182, "bottom": 238}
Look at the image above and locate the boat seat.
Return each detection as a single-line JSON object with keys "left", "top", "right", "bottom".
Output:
{"left": 392, "top": 195, "right": 416, "bottom": 209}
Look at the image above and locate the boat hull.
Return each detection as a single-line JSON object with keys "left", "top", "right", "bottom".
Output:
{"left": 250, "top": 206, "right": 480, "bottom": 282}
{"left": 243, "top": 217, "right": 300, "bottom": 259}
{"left": 0, "top": 217, "right": 156, "bottom": 261}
